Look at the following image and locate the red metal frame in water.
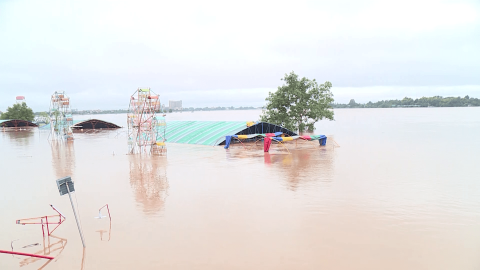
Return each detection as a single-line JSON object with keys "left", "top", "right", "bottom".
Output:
{"left": 0, "top": 250, "right": 54, "bottom": 260}
{"left": 99, "top": 204, "right": 111, "bottom": 220}
{"left": 16, "top": 205, "right": 66, "bottom": 237}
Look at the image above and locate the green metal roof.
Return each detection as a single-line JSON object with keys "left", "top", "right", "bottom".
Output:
{"left": 163, "top": 121, "right": 247, "bottom": 146}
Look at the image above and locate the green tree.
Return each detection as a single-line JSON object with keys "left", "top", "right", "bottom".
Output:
{"left": 260, "top": 71, "right": 334, "bottom": 133}
{"left": 401, "top": 97, "right": 414, "bottom": 106}
{"left": 0, "top": 103, "right": 35, "bottom": 121}
{"left": 348, "top": 99, "right": 357, "bottom": 107}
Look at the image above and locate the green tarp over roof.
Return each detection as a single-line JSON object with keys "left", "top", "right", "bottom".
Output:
{"left": 163, "top": 121, "right": 247, "bottom": 146}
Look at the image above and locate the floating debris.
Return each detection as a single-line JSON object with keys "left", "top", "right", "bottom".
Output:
{"left": 22, "top": 243, "right": 39, "bottom": 248}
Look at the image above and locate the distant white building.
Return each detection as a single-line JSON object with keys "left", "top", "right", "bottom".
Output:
{"left": 169, "top": 100, "right": 182, "bottom": 111}
{"left": 16, "top": 96, "right": 25, "bottom": 104}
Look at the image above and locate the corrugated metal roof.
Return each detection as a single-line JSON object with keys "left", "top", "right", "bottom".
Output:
{"left": 72, "top": 119, "right": 121, "bottom": 129}
{"left": 0, "top": 119, "right": 39, "bottom": 127}
{"left": 164, "top": 121, "right": 247, "bottom": 146}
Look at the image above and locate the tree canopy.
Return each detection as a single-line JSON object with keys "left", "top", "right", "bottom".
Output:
{"left": 260, "top": 71, "right": 334, "bottom": 133}
{"left": 0, "top": 103, "right": 35, "bottom": 122}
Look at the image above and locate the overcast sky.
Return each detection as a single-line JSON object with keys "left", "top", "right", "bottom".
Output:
{"left": 1, "top": 0, "right": 479, "bottom": 111}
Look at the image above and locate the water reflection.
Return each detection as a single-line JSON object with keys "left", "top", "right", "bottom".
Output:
{"left": 1, "top": 129, "right": 35, "bottom": 146}
{"left": 273, "top": 147, "right": 335, "bottom": 191}
{"left": 129, "top": 156, "right": 169, "bottom": 215}
{"left": 80, "top": 247, "right": 86, "bottom": 270}
{"left": 96, "top": 222, "right": 111, "bottom": 241}
{"left": 50, "top": 141, "right": 76, "bottom": 179}
{"left": 18, "top": 234, "right": 67, "bottom": 269}
{"left": 226, "top": 140, "right": 336, "bottom": 191}
{"left": 96, "top": 204, "right": 112, "bottom": 241}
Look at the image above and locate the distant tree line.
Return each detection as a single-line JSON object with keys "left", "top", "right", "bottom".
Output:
{"left": 184, "top": 106, "right": 259, "bottom": 111}
{"left": 33, "top": 106, "right": 261, "bottom": 116}
{"left": 332, "top": 95, "right": 480, "bottom": 108}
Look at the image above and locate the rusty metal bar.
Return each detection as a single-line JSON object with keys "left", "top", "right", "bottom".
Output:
{"left": 0, "top": 250, "right": 54, "bottom": 260}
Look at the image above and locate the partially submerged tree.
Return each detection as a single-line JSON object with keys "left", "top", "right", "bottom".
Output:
{"left": 0, "top": 103, "right": 35, "bottom": 122}
{"left": 260, "top": 71, "right": 334, "bottom": 133}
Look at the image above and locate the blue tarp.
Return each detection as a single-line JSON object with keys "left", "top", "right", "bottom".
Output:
{"left": 224, "top": 136, "right": 232, "bottom": 149}
{"left": 319, "top": 135, "right": 327, "bottom": 146}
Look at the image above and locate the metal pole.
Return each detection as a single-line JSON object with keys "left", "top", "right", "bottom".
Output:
{"left": 66, "top": 184, "right": 86, "bottom": 247}
{"left": 0, "top": 249, "right": 54, "bottom": 260}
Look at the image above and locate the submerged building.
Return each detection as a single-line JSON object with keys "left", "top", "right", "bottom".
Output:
{"left": 40, "top": 119, "right": 121, "bottom": 132}
{"left": 161, "top": 121, "right": 326, "bottom": 147}
{"left": 0, "top": 119, "right": 38, "bottom": 128}
{"left": 71, "top": 119, "right": 121, "bottom": 131}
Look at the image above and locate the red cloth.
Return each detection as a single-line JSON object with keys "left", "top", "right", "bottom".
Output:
{"left": 301, "top": 135, "right": 311, "bottom": 140}
{"left": 264, "top": 137, "right": 272, "bottom": 152}
{"left": 265, "top": 133, "right": 275, "bottom": 137}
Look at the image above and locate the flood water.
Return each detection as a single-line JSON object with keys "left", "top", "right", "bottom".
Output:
{"left": 1, "top": 108, "right": 480, "bottom": 269}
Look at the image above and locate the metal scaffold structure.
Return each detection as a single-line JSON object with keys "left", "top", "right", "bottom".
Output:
{"left": 154, "top": 115, "right": 167, "bottom": 155}
{"left": 127, "top": 87, "right": 166, "bottom": 155}
{"left": 49, "top": 91, "right": 74, "bottom": 141}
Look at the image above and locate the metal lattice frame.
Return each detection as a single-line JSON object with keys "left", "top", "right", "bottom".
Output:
{"left": 127, "top": 88, "right": 166, "bottom": 155}
{"left": 49, "top": 91, "right": 73, "bottom": 141}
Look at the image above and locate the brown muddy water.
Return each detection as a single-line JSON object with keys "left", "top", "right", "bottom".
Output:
{"left": 1, "top": 108, "right": 480, "bottom": 269}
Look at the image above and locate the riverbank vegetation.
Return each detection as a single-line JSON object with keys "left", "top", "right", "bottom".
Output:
{"left": 332, "top": 96, "right": 480, "bottom": 108}
{"left": 31, "top": 95, "right": 480, "bottom": 116}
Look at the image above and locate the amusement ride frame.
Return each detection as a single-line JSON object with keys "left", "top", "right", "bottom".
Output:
{"left": 48, "top": 91, "right": 73, "bottom": 141}
{"left": 127, "top": 88, "right": 166, "bottom": 155}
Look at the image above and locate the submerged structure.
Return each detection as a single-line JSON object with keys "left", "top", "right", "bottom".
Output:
{"left": 127, "top": 88, "right": 166, "bottom": 155}
{"left": 71, "top": 119, "right": 121, "bottom": 131}
{"left": 163, "top": 121, "right": 248, "bottom": 146}
{"left": 224, "top": 133, "right": 327, "bottom": 152}
{"left": 49, "top": 91, "right": 73, "bottom": 141}
{"left": 162, "top": 121, "right": 327, "bottom": 152}
{"left": 0, "top": 119, "right": 38, "bottom": 128}
{"left": 129, "top": 155, "right": 169, "bottom": 214}
{"left": 16, "top": 205, "right": 66, "bottom": 237}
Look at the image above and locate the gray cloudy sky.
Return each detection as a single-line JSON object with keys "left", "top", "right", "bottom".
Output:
{"left": 1, "top": 0, "right": 479, "bottom": 111}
